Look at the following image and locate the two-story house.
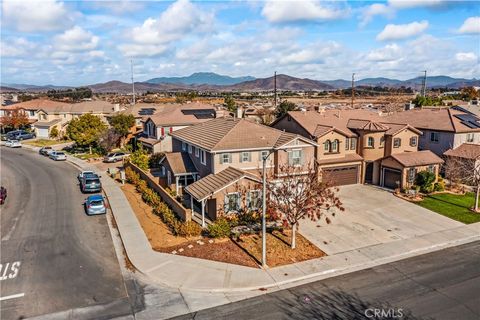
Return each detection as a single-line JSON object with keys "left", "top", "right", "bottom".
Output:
{"left": 272, "top": 109, "right": 444, "bottom": 190}
{"left": 159, "top": 117, "right": 317, "bottom": 221}
{"left": 138, "top": 102, "right": 217, "bottom": 153}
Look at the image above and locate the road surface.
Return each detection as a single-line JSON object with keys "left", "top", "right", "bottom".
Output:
{"left": 0, "top": 147, "right": 129, "bottom": 319}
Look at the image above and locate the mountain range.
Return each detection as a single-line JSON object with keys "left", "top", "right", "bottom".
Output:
{"left": 2, "top": 73, "right": 479, "bottom": 93}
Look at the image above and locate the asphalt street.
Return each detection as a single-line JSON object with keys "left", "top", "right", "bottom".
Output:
{"left": 174, "top": 241, "right": 480, "bottom": 320}
{"left": 0, "top": 147, "right": 129, "bottom": 319}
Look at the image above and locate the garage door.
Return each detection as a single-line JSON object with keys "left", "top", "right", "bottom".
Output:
{"left": 323, "top": 166, "right": 359, "bottom": 186}
{"left": 37, "top": 127, "right": 49, "bottom": 138}
{"left": 383, "top": 168, "right": 402, "bottom": 189}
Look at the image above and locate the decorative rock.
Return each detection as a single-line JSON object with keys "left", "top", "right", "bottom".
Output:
{"left": 178, "top": 248, "right": 184, "bottom": 252}
{"left": 171, "top": 250, "right": 177, "bottom": 255}
{"left": 198, "top": 241, "right": 205, "bottom": 245}
{"left": 208, "top": 239, "right": 214, "bottom": 243}
{"left": 187, "top": 244, "right": 194, "bottom": 249}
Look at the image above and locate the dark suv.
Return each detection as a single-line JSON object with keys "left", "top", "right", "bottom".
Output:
{"left": 80, "top": 174, "right": 102, "bottom": 193}
{"left": 7, "top": 130, "right": 36, "bottom": 141}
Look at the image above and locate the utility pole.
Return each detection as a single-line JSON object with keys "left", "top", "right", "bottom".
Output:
{"left": 274, "top": 71, "right": 277, "bottom": 109}
{"left": 421, "top": 70, "right": 427, "bottom": 97}
{"left": 351, "top": 73, "right": 355, "bottom": 108}
{"left": 131, "top": 59, "right": 136, "bottom": 105}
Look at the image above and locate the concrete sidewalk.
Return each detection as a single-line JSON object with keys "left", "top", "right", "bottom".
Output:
{"left": 24, "top": 144, "right": 480, "bottom": 293}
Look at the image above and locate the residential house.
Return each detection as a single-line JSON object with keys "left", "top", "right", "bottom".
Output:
{"left": 160, "top": 117, "right": 317, "bottom": 221}
{"left": 138, "top": 102, "right": 217, "bottom": 153}
{"left": 444, "top": 143, "right": 480, "bottom": 181}
{"left": 385, "top": 108, "right": 480, "bottom": 156}
{"left": 272, "top": 109, "right": 443, "bottom": 189}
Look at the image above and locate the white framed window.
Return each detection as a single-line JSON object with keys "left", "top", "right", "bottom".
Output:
{"left": 240, "top": 151, "right": 251, "bottom": 163}
{"left": 260, "top": 150, "right": 269, "bottom": 160}
{"left": 467, "top": 133, "right": 474, "bottom": 143}
{"left": 408, "top": 168, "right": 416, "bottom": 183}
{"left": 181, "top": 142, "right": 187, "bottom": 151}
{"left": 350, "top": 137, "right": 357, "bottom": 150}
{"left": 380, "top": 137, "right": 385, "bottom": 147}
{"left": 188, "top": 144, "right": 192, "bottom": 154}
{"left": 428, "top": 165, "right": 435, "bottom": 173}
{"left": 324, "top": 140, "right": 331, "bottom": 152}
{"left": 393, "top": 138, "right": 401, "bottom": 148}
{"left": 430, "top": 132, "right": 439, "bottom": 143}
{"left": 195, "top": 147, "right": 199, "bottom": 157}
{"left": 288, "top": 149, "right": 302, "bottom": 166}
{"left": 247, "top": 190, "right": 261, "bottom": 210}
{"left": 367, "top": 137, "right": 374, "bottom": 148}
{"left": 200, "top": 150, "right": 206, "bottom": 165}
{"left": 345, "top": 138, "right": 350, "bottom": 150}
{"left": 331, "top": 139, "right": 339, "bottom": 152}
{"left": 220, "top": 153, "right": 232, "bottom": 164}
{"left": 224, "top": 192, "right": 240, "bottom": 212}
{"left": 410, "top": 136, "right": 417, "bottom": 147}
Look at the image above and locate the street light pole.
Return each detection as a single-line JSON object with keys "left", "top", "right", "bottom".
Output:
{"left": 262, "top": 154, "right": 268, "bottom": 268}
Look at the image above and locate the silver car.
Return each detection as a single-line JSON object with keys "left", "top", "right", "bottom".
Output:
{"left": 49, "top": 151, "right": 67, "bottom": 161}
{"left": 103, "top": 152, "right": 128, "bottom": 163}
{"left": 84, "top": 195, "right": 107, "bottom": 215}
{"left": 5, "top": 140, "right": 21, "bottom": 148}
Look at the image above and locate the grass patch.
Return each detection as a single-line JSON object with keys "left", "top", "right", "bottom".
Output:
{"left": 23, "top": 139, "right": 69, "bottom": 147}
{"left": 417, "top": 192, "right": 479, "bottom": 224}
{"left": 73, "top": 153, "right": 102, "bottom": 160}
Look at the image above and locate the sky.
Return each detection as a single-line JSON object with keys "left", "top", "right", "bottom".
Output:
{"left": 1, "top": 0, "right": 479, "bottom": 86}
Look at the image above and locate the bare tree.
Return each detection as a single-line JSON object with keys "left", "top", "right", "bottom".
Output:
{"left": 445, "top": 152, "right": 480, "bottom": 212}
{"left": 266, "top": 164, "right": 344, "bottom": 249}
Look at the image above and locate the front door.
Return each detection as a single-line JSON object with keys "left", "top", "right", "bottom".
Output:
{"left": 365, "top": 162, "right": 374, "bottom": 184}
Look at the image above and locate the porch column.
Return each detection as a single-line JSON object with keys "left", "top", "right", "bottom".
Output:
{"left": 175, "top": 176, "right": 179, "bottom": 194}
{"left": 190, "top": 196, "right": 194, "bottom": 217}
{"left": 201, "top": 199, "right": 205, "bottom": 228}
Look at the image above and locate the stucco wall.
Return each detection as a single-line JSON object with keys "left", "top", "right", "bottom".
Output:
{"left": 418, "top": 130, "right": 455, "bottom": 156}
{"left": 272, "top": 116, "right": 312, "bottom": 138}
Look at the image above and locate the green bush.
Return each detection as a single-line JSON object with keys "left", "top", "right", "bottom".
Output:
{"left": 207, "top": 217, "right": 231, "bottom": 238}
{"left": 153, "top": 204, "right": 202, "bottom": 237}
{"left": 434, "top": 177, "right": 446, "bottom": 192}
{"left": 141, "top": 187, "right": 161, "bottom": 207}
{"left": 125, "top": 167, "right": 140, "bottom": 185}
{"left": 415, "top": 171, "right": 436, "bottom": 194}
{"left": 129, "top": 147, "right": 149, "bottom": 171}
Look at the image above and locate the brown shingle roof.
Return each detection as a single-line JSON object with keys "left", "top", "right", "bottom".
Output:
{"left": 147, "top": 102, "right": 216, "bottom": 126}
{"left": 172, "top": 117, "right": 315, "bottom": 152}
{"left": 347, "top": 119, "right": 389, "bottom": 131}
{"left": 1, "top": 98, "right": 118, "bottom": 114}
{"left": 162, "top": 152, "right": 198, "bottom": 175}
{"left": 186, "top": 167, "right": 261, "bottom": 201}
{"left": 444, "top": 143, "right": 480, "bottom": 160}
{"left": 389, "top": 150, "right": 444, "bottom": 167}
{"left": 2, "top": 99, "right": 70, "bottom": 111}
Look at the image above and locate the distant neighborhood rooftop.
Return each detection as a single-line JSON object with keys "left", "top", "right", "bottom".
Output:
{"left": 444, "top": 143, "right": 480, "bottom": 159}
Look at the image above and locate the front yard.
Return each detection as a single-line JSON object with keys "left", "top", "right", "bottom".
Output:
{"left": 417, "top": 192, "right": 480, "bottom": 224}
{"left": 23, "top": 139, "right": 70, "bottom": 147}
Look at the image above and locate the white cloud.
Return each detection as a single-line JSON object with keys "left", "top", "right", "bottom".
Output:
{"left": 366, "top": 44, "right": 401, "bottom": 61}
{"left": 388, "top": 0, "right": 445, "bottom": 9}
{"left": 118, "top": 44, "right": 169, "bottom": 58}
{"left": 455, "top": 52, "right": 477, "bottom": 62}
{"left": 0, "top": 38, "right": 37, "bottom": 57}
{"left": 90, "top": 0, "right": 145, "bottom": 15}
{"left": 54, "top": 26, "right": 99, "bottom": 52}
{"left": 360, "top": 3, "right": 395, "bottom": 27}
{"left": 458, "top": 16, "right": 480, "bottom": 34}
{"left": 377, "top": 20, "right": 429, "bottom": 41}
{"left": 262, "top": 0, "right": 348, "bottom": 23}
{"left": 2, "top": 0, "right": 73, "bottom": 32}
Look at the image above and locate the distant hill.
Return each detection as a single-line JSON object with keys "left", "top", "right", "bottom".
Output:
{"left": 1, "top": 83, "right": 72, "bottom": 91}
{"left": 87, "top": 80, "right": 193, "bottom": 94}
{"left": 146, "top": 72, "right": 255, "bottom": 86}
{"left": 0, "top": 86, "right": 20, "bottom": 93}
{"left": 225, "top": 74, "right": 334, "bottom": 91}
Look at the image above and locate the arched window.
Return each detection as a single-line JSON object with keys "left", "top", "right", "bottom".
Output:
{"left": 332, "top": 139, "right": 339, "bottom": 152}
{"left": 367, "top": 137, "right": 374, "bottom": 148}
{"left": 324, "top": 140, "right": 331, "bottom": 152}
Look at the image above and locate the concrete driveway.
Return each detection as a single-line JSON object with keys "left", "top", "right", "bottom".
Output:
{"left": 299, "top": 185, "right": 463, "bottom": 255}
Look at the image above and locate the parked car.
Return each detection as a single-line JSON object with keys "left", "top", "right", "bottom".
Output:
{"left": 49, "top": 151, "right": 67, "bottom": 161}
{"left": 103, "top": 152, "right": 128, "bottom": 163}
{"left": 5, "top": 140, "right": 21, "bottom": 148}
{"left": 39, "top": 146, "right": 53, "bottom": 156}
{"left": 84, "top": 195, "right": 107, "bottom": 215}
{"left": 0, "top": 187, "right": 6, "bottom": 205}
{"left": 7, "top": 130, "right": 35, "bottom": 141}
{"left": 80, "top": 175, "right": 102, "bottom": 193}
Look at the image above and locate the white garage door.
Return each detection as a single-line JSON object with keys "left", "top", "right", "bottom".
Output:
{"left": 37, "top": 127, "right": 49, "bottom": 138}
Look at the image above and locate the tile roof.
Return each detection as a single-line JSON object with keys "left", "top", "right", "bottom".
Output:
{"left": 1, "top": 99, "right": 70, "bottom": 111}
{"left": 382, "top": 123, "right": 423, "bottom": 135}
{"left": 316, "top": 153, "right": 363, "bottom": 165}
{"left": 347, "top": 119, "right": 389, "bottom": 132}
{"left": 0, "top": 98, "right": 118, "bottom": 114}
{"left": 185, "top": 167, "right": 261, "bottom": 201}
{"left": 33, "top": 119, "right": 62, "bottom": 127}
{"left": 147, "top": 102, "right": 216, "bottom": 126}
{"left": 389, "top": 150, "right": 444, "bottom": 167}
{"left": 161, "top": 152, "right": 198, "bottom": 175}
{"left": 444, "top": 143, "right": 480, "bottom": 160}
{"left": 172, "top": 117, "right": 315, "bottom": 152}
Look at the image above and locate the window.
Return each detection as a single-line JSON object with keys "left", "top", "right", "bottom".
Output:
{"left": 324, "top": 140, "right": 331, "bottom": 152}
{"left": 380, "top": 137, "right": 385, "bottom": 148}
{"left": 188, "top": 144, "right": 192, "bottom": 154}
{"left": 181, "top": 142, "right": 187, "bottom": 151}
{"left": 428, "top": 165, "right": 435, "bottom": 173}
{"left": 195, "top": 147, "right": 199, "bottom": 157}
{"left": 350, "top": 138, "right": 357, "bottom": 150}
{"left": 345, "top": 138, "right": 350, "bottom": 150}
{"left": 467, "top": 133, "right": 474, "bottom": 143}
{"left": 161, "top": 166, "right": 166, "bottom": 176}
{"left": 29, "top": 110, "right": 35, "bottom": 116}
{"left": 410, "top": 136, "right": 417, "bottom": 147}
{"left": 288, "top": 150, "right": 302, "bottom": 166}
{"left": 224, "top": 193, "right": 240, "bottom": 212}
{"left": 220, "top": 153, "right": 232, "bottom": 164}
{"left": 367, "top": 137, "right": 374, "bottom": 148}
{"left": 240, "top": 151, "right": 251, "bottom": 163}
{"left": 408, "top": 168, "right": 416, "bottom": 183}
{"left": 247, "top": 190, "right": 261, "bottom": 210}
{"left": 430, "top": 132, "right": 439, "bottom": 143}
{"left": 393, "top": 138, "right": 401, "bottom": 148}
{"left": 260, "top": 150, "right": 269, "bottom": 160}
{"left": 331, "top": 139, "right": 339, "bottom": 152}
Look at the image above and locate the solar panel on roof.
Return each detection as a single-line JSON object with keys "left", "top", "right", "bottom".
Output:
{"left": 455, "top": 114, "right": 479, "bottom": 122}
{"left": 461, "top": 121, "right": 480, "bottom": 129}
{"left": 138, "top": 108, "right": 155, "bottom": 115}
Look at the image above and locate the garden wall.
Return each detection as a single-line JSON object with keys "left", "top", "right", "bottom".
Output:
{"left": 125, "top": 162, "right": 192, "bottom": 222}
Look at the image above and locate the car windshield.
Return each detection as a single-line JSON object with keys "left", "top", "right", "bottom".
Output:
{"left": 107, "top": 153, "right": 115, "bottom": 157}
{"left": 90, "top": 200, "right": 103, "bottom": 206}
{"left": 86, "top": 179, "right": 100, "bottom": 184}
{"left": 55, "top": 152, "right": 65, "bottom": 155}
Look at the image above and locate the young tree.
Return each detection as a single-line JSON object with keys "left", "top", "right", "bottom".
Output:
{"left": 109, "top": 114, "right": 135, "bottom": 146}
{"left": 415, "top": 171, "right": 436, "bottom": 193}
{"left": 66, "top": 113, "right": 107, "bottom": 153}
{"left": 224, "top": 95, "right": 237, "bottom": 112}
{"left": 1, "top": 108, "right": 29, "bottom": 129}
{"left": 445, "top": 153, "right": 480, "bottom": 212}
{"left": 98, "top": 128, "right": 121, "bottom": 153}
{"left": 128, "top": 146, "right": 150, "bottom": 171}
{"left": 266, "top": 164, "right": 344, "bottom": 249}
{"left": 49, "top": 126, "right": 59, "bottom": 140}
{"left": 275, "top": 101, "right": 298, "bottom": 118}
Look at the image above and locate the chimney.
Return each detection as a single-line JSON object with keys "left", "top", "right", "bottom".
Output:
{"left": 113, "top": 104, "right": 120, "bottom": 112}
{"left": 236, "top": 106, "right": 243, "bottom": 119}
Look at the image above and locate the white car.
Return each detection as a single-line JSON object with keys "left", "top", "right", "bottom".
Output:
{"left": 78, "top": 170, "right": 96, "bottom": 181}
{"left": 5, "top": 140, "right": 21, "bottom": 148}
{"left": 49, "top": 151, "right": 67, "bottom": 161}
{"left": 103, "top": 152, "right": 128, "bottom": 163}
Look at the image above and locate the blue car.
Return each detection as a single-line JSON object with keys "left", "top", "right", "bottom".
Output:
{"left": 84, "top": 195, "right": 107, "bottom": 215}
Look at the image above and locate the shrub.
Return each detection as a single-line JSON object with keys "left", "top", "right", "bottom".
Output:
{"left": 125, "top": 167, "right": 140, "bottom": 185}
{"left": 434, "top": 177, "right": 445, "bottom": 192}
{"left": 238, "top": 210, "right": 260, "bottom": 225}
{"left": 174, "top": 221, "right": 202, "bottom": 237}
{"left": 207, "top": 217, "right": 231, "bottom": 238}
{"left": 141, "top": 187, "right": 161, "bottom": 207}
{"left": 415, "top": 171, "right": 436, "bottom": 193}
{"left": 129, "top": 147, "right": 149, "bottom": 171}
